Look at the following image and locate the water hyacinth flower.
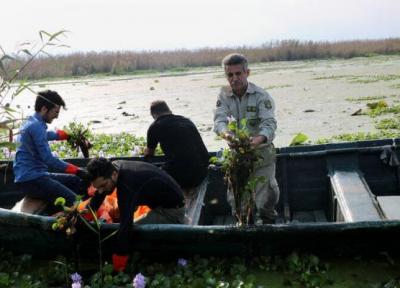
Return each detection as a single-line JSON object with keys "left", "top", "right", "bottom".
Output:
{"left": 70, "top": 272, "right": 82, "bottom": 283}
{"left": 71, "top": 282, "right": 81, "bottom": 288}
{"left": 131, "top": 146, "right": 141, "bottom": 156}
{"left": 132, "top": 273, "right": 146, "bottom": 288}
{"left": 227, "top": 115, "right": 236, "bottom": 123}
{"left": 177, "top": 258, "right": 188, "bottom": 267}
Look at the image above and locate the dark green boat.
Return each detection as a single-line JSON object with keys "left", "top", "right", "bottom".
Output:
{"left": 0, "top": 138, "right": 399, "bottom": 259}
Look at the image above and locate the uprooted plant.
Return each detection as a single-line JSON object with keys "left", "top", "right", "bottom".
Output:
{"left": 52, "top": 196, "right": 117, "bottom": 287}
{"left": 63, "top": 122, "right": 93, "bottom": 158}
{"left": 211, "top": 118, "right": 265, "bottom": 225}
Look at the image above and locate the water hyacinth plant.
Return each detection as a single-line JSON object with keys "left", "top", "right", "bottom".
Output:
{"left": 133, "top": 273, "right": 146, "bottom": 288}
{"left": 211, "top": 117, "right": 264, "bottom": 225}
{"left": 64, "top": 122, "right": 93, "bottom": 158}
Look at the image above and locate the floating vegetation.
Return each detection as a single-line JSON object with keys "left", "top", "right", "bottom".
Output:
{"left": 312, "top": 75, "right": 350, "bottom": 80}
{"left": 346, "top": 95, "right": 387, "bottom": 102}
{"left": 366, "top": 103, "right": 400, "bottom": 117}
{"left": 390, "top": 83, "right": 400, "bottom": 89}
{"left": 264, "top": 84, "right": 292, "bottom": 90}
{"left": 349, "top": 74, "right": 400, "bottom": 84}
{"left": 316, "top": 131, "right": 400, "bottom": 144}
{"left": 375, "top": 117, "right": 400, "bottom": 130}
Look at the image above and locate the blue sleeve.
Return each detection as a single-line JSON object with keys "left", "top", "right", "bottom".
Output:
{"left": 29, "top": 123, "right": 69, "bottom": 171}
{"left": 46, "top": 131, "right": 58, "bottom": 141}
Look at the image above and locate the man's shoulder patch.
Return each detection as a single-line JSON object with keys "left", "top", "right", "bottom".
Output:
{"left": 264, "top": 100, "right": 272, "bottom": 109}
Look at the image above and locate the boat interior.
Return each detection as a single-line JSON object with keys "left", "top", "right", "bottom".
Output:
{"left": 0, "top": 139, "right": 399, "bottom": 226}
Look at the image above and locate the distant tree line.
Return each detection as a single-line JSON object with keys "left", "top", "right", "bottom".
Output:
{"left": 4, "top": 38, "right": 400, "bottom": 80}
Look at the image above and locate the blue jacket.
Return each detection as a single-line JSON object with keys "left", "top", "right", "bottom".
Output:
{"left": 13, "top": 113, "right": 70, "bottom": 183}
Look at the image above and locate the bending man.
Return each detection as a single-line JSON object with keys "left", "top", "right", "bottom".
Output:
{"left": 144, "top": 100, "right": 209, "bottom": 213}
{"left": 86, "top": 157, "right": 185, "bottom": 272}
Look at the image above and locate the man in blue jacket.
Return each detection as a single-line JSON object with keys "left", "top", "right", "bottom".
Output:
{"left": 13, "top": 90, "right": 88, "bottom": 210}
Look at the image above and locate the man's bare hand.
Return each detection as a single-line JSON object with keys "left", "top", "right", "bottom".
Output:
{"left": 250, "top": 135, "right": 267, "bottom": 148}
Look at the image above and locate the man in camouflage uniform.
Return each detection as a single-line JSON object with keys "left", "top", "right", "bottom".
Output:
{"left": 213, "top": 53, "right": 280, "bottom": 224}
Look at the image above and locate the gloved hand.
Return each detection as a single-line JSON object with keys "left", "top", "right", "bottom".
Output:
{"left": 112, "top": 254, "right": 129, "bottom": 272}
{"left": 56, "top": 130, "right": 70, "bottom": 141}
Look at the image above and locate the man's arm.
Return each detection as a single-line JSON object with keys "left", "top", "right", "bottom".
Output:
{"left": 30, "top": 123, "right": 82, "bottom": 174}
{"left": 47, "top": 130, "right": 69, "bottom": 141}
{"left": 256, "top": 92, "right": 277, "bottom": 145}
{"left": 144, "top": 147, "right": 155, "bottom": 157}
{"left": 213, "top": 93, "right": 230, "bottom": 136}
{"left": 145, "top": 123, "right": 159, "bottom": 158}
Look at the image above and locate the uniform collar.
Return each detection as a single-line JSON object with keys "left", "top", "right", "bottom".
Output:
{"left": 225, "top": 82, "right": 256, "bottom": 97}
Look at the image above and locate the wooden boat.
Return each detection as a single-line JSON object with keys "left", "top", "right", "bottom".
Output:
{"left": 0, "top": 138, "right": 399, "bottom": 259}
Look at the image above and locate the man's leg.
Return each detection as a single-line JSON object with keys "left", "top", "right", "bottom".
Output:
{"left": 49, "top": 173, "right": 87, "bottom": 196}
{"left": 18, "top": 175, "right": 78, "bottom": 207}
{"left": 135, "top": 207, "right": 185, "bottom": 224}
{"left": 254, "top": 163, "right": 280, "bottom": 224}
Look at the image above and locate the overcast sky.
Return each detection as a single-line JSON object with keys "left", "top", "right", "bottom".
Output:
{"left": 2, "top": 0, "right": 400, "bottom": 54}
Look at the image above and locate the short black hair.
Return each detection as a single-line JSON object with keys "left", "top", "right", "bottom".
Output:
{"left": 222, "top": 53, "right": 248, "bottom": 71}
{"left": 86, "top": 157, "right": 116, "bottom": 181}
{"left": 150, "top": 100, "right": 172, "bottom": 116}
{"left": 34, "top": 90, "right": 66, "bottom": 112}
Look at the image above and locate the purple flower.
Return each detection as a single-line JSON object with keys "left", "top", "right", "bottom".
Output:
{"left": 177, "top": 258, "right": 188, "bottom": 267}
{"left": 70, "top": 272, "right": 82, "bottom": 283}
{"left": 71, "top": 283, "right": 81, "bottom": 288}
{"left": 133, "top": 273, "right": 146, "bottom": 288}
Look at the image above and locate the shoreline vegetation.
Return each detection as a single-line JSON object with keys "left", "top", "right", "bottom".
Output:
{"left": 3, "top": 38, "right": 400, "bottom": 80}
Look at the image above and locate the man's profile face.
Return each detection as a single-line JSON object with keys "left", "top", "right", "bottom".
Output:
{"left": 43, "top": 105, "right": 60, "bottom": 124}
{"left": 92, "top": 175, "right": 117, "bottom": 195}
{"left": 225, "top": 64, "right": 249, "bottom": 95}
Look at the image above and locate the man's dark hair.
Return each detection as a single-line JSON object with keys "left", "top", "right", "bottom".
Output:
{"left": 222, "top": 53, "right": 248, "bottom": 71}
{"left": 150, "top": 100, "right": 172, "bottom": 116}
{"left": 86, "top": 157, "right": 116, "bottom": 181}
{"left": 34, "top": 90, "right": 66, "bottom": 112}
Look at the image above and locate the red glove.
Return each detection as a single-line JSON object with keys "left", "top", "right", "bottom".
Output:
{"left": 65, "top": 163, "right": 79, "bottom": 174}
{"left": 56, "top": 130, "right": 69, "bottom": 141}
{"left": 112, "top": 254, "right": 129, "bottom": 272}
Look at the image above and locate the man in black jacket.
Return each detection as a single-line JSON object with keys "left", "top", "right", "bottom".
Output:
{"left": 144, "top": 100, "right": 209, "bottom": 214}
{"left": 86, "top": 157, "right": 185, "bottom": 272}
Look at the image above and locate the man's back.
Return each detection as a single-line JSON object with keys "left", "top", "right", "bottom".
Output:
{"left": 147, "top": 114, "right": 209, "bottom": 166}
{"left": 147, "top": 114, "right": 209, "bottom": 189}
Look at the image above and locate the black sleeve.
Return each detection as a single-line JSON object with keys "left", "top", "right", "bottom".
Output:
{"left": 115, "top": 181, "right": 138, "bottom": 255}
{"left": 87, "top": 191, "right": 106, "bottom": 213}
{"left": 146, "top": 123, "right": 159, "bottom": 150}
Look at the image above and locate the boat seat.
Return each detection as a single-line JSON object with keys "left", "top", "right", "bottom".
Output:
{"left": 11, "top": 196, "right": 48, "bottom": 214}
{"left": 328, "top": 154, "right": 383, "bottom": 222}
{"left": 184, "top": 177, "right": 209, "bottom": 225}
{"left": 377, "top": 196, "right": 400, "bottom": 220}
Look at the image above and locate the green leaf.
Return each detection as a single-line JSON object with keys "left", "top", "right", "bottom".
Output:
{"left": 101, "top": 230, "right": 118, "bottom": 243}
{"left": 227, "top": 121, "right": 236, "bottom": 132}
{"left": 209, "top": 156, "right": 219, "bottom": 164}
{"left": 240, "top": 118, "right": 247, "bottom": 128}
{"left": 289, "top": 133, "right": 309, "bottom": 146}
{"left": 39, "top": 30, "right": 52, "bottom": 42}
{"left": 21, "top": 49, "right": 32, "bottom": 56}
{"left": 54, "top": 197, "right": 66, "bottom": 207}
{"left": 49, "top": 30, "right": 68, "bottom": 41}
{"left": 0, "top": 142, "right": 16, "bottom": 149}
